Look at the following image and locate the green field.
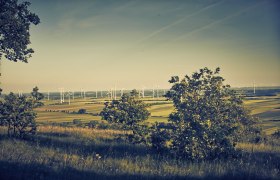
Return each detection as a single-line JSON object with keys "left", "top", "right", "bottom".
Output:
{"left": 35, "top": 94, "right": 280, "bottom": 134}
{"left": 1, "top": 94, "right": 279, "bottom": 179}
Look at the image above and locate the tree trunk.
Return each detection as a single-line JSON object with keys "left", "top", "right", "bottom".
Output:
{"left": 0, "top": 60, "right": 2, "bottom": 95}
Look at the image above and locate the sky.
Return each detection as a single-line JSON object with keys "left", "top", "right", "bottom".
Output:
{"left": 1, "top": 0, "right": 280, "bottom": 92}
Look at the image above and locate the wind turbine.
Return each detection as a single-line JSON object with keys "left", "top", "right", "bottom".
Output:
{"left": 253, "top": 82, "right": 256, "bottom": 95}
{"left": 62, "top": 88, "right": 65, "bottom": 103}
{"left": 80, "top": 88, "right": 83, "bottom": 99}
{"left": 157, "top": 85, "right": 159, "bottom": 98}
{"left": 67, "top": 91, "right": 72, "bottom": 105}
{"left": 18, "top": 90, "right": 22, "bottom": 97}
{"left": 121, "top": 88, "right": 124, "bottom": 97}
{"left": 142, "top": 86, "right": 145, "bottom": 98}
{"left": 58, "top": 88, "right": 63, "bottom": 104}
{"left": 114, "top": 86, "right": 117, "bottom": 100}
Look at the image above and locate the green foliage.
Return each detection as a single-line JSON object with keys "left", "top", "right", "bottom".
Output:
{"left": 0, "top": 0, "right": 40, "bottom": 62}
{"left": 73, "top": 119, "right": 82, "bottom": 125}
{"left": 78, "top": 109, "right": 87, "bottom": 114}
{"left": 0, "top": 92, "right": 36, "bottom": 137}
{"left": 159, "top": 67, "right": 257, "bottom": 160}
{"left": 31, "top": 86, "right": 44, "bottom": 107}
{"left": 100, "top": 90, "right": 150, "bottom": 143}
{"left": 88, "top": 120, "right": 99, "bottom": 128}
{"left": 272, "top": 130, "right": 280, "bottom": 139}
{"left": 100, "top": 91, "right": 150, "bottom": 127}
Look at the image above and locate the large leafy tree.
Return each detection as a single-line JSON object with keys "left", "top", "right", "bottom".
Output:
{"left": 0, "top": 0, "right": 40, "bottom": 62}
{"left": 0, "top": 0, "right": 40, "bottom": 92}
{"left": 162, "top": 67, "right": 256, "bottom": 159}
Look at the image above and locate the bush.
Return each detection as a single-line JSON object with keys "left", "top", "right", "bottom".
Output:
{"left": 100, "top": 90, "right": 150, "bottom": 142}
{"left": 100, "top": 90, "right": 150, "bottom": 127}
{"left": 78, "top": 109, "right": 87, "bottom": 114}
{"left": 88, "top": 120, "right": 99, "bottom": 128}
{"left": 98, "top": 122, "right": 109, "bottom": 129}
{"left": 272, "top": 130, "right": 280, "bottom": 138}
{"left": 73, "top": 119, "right": 82, "bottom": 125}
{"left": 158, "top": 67, "right": 258, "bottom": 160}
{"left": 0, "top": 93, "right": 37, "bottom": 137}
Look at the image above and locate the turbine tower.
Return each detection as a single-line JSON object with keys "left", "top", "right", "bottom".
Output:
{"left": 121, "top": 88, "right": 124, "bottom": 97}
{"left": 59, "top": 88, "right": 63, "bottom": 104}
{"left": 66, "top": 91, "right": 72, "bottom": 105}
{"left": 62, "top": 88, "right": 65, "bottom": 103}
{"left": 253, "top": 82, "right": 256, "bottom": 95}
{"left": 157, "top": 85, "right": 159, "bottom": 98}
{"left": 80, "top": 88, "right": 83, "bottom": 98}
{"left": 114, "top": 86, "right": 117, "bottom": 100}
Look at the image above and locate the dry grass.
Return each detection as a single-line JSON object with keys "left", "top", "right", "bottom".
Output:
{"left": 0, "top": 125, "right": 279, "bottom": 179}
{"left": 38, "top": 125, "right": 126, "bottom": 139}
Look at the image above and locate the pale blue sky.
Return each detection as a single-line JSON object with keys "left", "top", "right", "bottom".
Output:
{"left": 2, "top": 0, "right": 280, "bottom": 92}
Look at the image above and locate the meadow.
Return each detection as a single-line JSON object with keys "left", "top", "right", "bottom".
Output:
{"left": 0, "top": 90, "right": 280, "bottom": 179}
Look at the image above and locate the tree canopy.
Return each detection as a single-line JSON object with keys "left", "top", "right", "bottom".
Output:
{"left": 0, "top": 0, "right": 40, "bottom": 62}
{"left": 100, "top": 90, "right": 150, "bottom": 127}
{"left": 159, "top": 67, "right": 257, "bottom": 159}
{"left": 0, "top": 92, "right": 36, "bottom": 137}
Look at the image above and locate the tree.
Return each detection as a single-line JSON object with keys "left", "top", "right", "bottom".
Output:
{"left": 31, "top": 86, "right": 44, "bottom": 107}
{"left": 161, "top": 67, "right": 256, "bottom": 160}
{"left": 0, "top": 0, "right": 40, "bottom": 62}
{"left": 101, "top": 90, "right": 150, "bottom": 127}
{"left": 100, "top": 90, "right": 150, "bottom": 143}
{"left": 0, "top": 92, "right": 36, "bottom": 137}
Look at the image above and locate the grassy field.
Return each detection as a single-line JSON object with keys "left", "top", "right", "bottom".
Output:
{"left": 0, "top": 94, "right": 279, "bottom": 179}
{"left": 0, "top": 126, "right": 279, "bottom": 180}
{"left": 35, "top": 94, "right": 280, "bottom": 134}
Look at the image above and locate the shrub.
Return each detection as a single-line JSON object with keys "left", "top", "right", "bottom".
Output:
{"left": 272, "top": 130, "right": 280, "bottom": 138}
{"left": 159, "top": 67, "right": 258, "bottom": 160}
{"left": 98, "top": 122, "right": 109, "bottom": 129}
{"left": 78, "top": 109, "right": 87, "bottom": 114}
{"left": 100, "top": 90, "right": 150, "bottom": 142}
{"left": 100, "top": 90, "right": 150, "bottom": 127}
{"left": 73, "top": 119, "right": 82, "bottom": 125}
{"left": 88, "top": 120, "right": 99, "bottom": 128}
{"left": 0, "top": 93, "right": 36, "bottom": 137}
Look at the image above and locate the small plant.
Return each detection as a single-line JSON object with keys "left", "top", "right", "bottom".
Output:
{"left": 73, "top": 119, "right": 82, "bottom": 125}
{"left": 88, "top": 120, "right": 99, "bottom": 128}
{"left": 272, "top": 130, "right": 280, "bottom": 138}
{"left": 78, "top": 109, "right": 87, "bottom": 114}
{"left": 98, "top": 122, "right": 109, "bottom": 129}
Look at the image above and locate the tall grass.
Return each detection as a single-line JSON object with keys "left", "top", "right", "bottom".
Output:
{"left": 0, "top": 126, "right": 279, "bottom": 180}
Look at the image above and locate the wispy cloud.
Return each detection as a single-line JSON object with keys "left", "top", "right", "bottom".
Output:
{"left": 137, "top": 0, "right": 225, "bottom": 44}
{"left": 173, "top": 1, "right": 265, "bottom": 41}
